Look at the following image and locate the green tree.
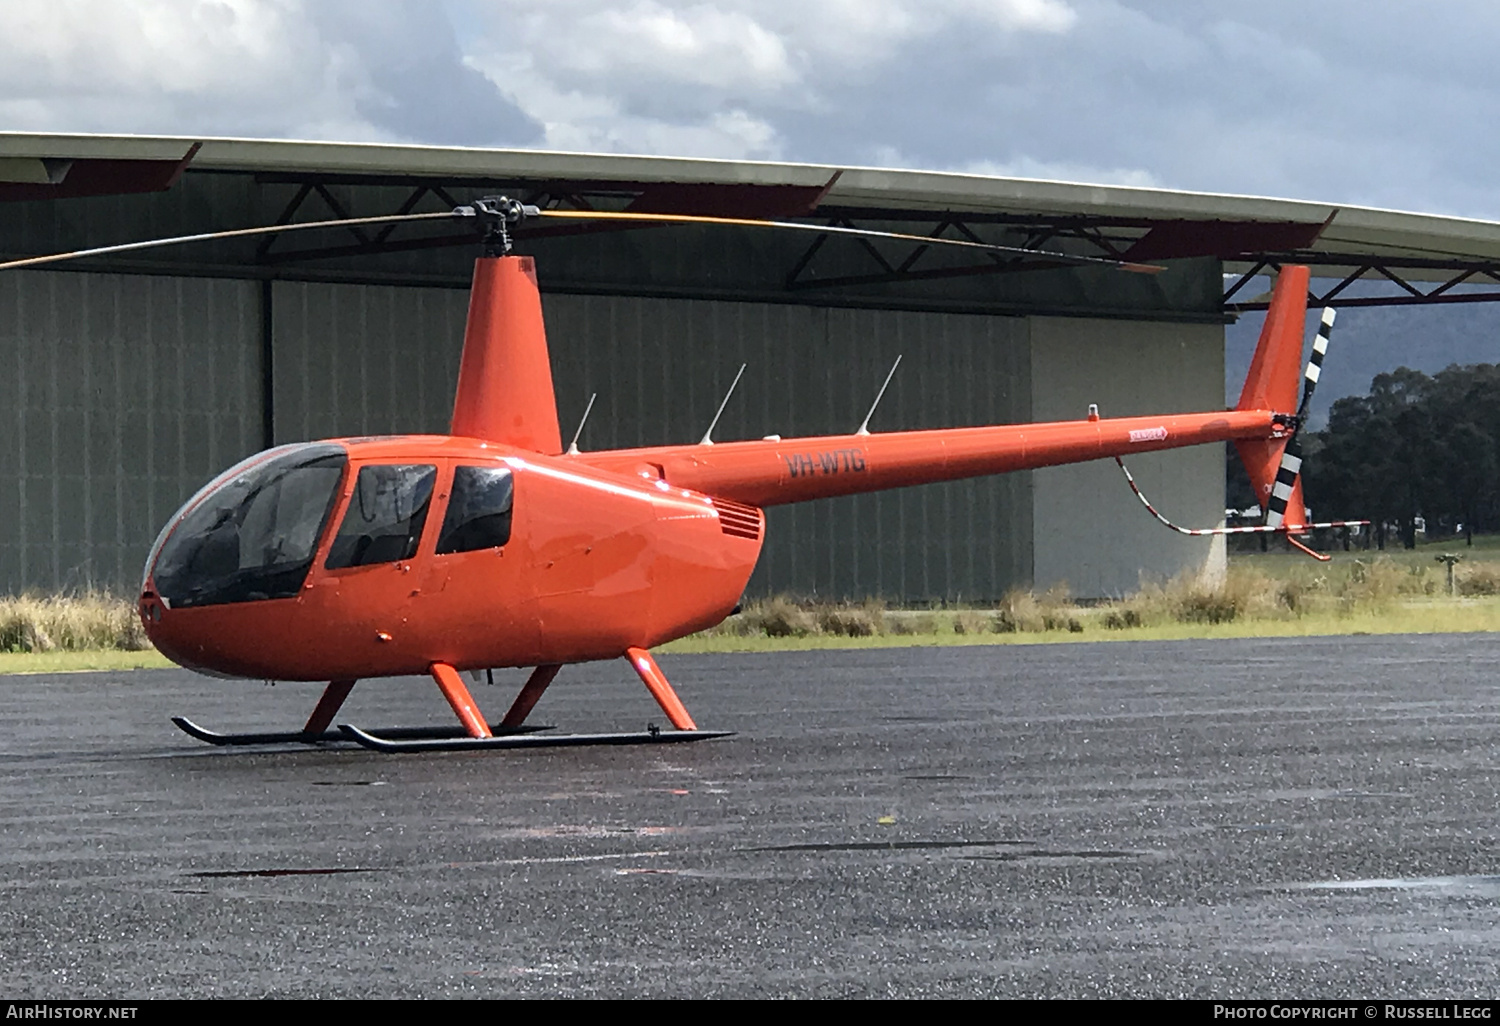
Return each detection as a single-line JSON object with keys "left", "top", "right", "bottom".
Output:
{"left": 1304, "top": 363, "right": 1500, "bottom": 548}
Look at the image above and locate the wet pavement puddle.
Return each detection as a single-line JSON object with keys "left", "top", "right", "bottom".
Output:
{"left": 962, "top": 849, "right": 1139, "bottom": 862}
{"left": 745, "top": 838, "right": 1144, "bottom": 862}
{"left": 747, "top": 839, "right": 1028, "bottom": 853}
{"left": 188, "top": 867, "right": 381, "bottom": 879}
{"left": 1289, "top": 875, "right": 1500, "bottom": 894}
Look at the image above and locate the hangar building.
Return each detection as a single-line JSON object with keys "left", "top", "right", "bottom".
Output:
{"left": 4, "top": 133, "right": 1500, "bottom": 602}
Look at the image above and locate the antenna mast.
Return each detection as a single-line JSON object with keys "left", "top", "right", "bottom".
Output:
{"left": 699, "top": 364, "right": 747, "bottom": 445}
{"left": 565, "top": 393, "right": 598, "bottom": 455}
{"left": 856, "top": 355, "right": 902, "bottom": 436}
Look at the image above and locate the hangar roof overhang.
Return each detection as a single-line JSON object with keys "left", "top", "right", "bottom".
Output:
{"left": 4, "top": 131, "right": 1500, "bottom": 313}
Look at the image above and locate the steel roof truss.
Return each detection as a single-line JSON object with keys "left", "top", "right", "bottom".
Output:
{"left": 1227, "top": 258, "right": 1500, "bottom": 309}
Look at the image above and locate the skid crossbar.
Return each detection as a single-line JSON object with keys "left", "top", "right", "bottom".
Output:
{"left": 502, "top": 664, "right": 563, "bottom": 729}
{"left": 626, "top": 647, "right": 696, "bottom": 730}
{"left": 302, "top": 679, "right": 356, "bottom": 735}
{"left": 430, "top": 662, "right": 492, "bottom": 738}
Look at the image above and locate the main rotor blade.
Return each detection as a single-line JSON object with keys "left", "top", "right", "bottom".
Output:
{"left": 533, "top": 209, "right": 1165, "bottom": 274}
{"left": 0, "top": 199, "right": 1168, "bottom": 275}
{"left": 0, "top": 211, "right": 459, "bottom": 272}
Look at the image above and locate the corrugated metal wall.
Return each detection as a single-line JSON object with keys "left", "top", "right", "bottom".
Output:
{"left": 0, "top": 270, "right": 260, "bottom": 593}
{"left": 271, "top": 281, "right": 467, "bottom": 440}
{"left": 270, "top": 282, "right": 1034, "bottom": 602}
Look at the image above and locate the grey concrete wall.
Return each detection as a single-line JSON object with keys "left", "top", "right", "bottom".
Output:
{"left": 0, "top": 270, "right": 261, "bottom": 593}
{"left": 1029, "top": 317, "right": 1226, "bottom": 598}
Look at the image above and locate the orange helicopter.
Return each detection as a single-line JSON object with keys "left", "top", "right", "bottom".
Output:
{"left": 2, "top": 198, "right": 1356, "bottom": 751}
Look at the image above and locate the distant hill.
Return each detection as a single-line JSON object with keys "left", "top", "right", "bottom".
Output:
{"left": 1225, "top": 301, "right": 1500, "bottom": 428}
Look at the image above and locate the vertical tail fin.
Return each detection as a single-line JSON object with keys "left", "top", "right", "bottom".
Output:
{"left": 1233, "top": 265, "right": 1310, "bottom": 527}
{"left": 450, "top": 255, "right": 563, "bottom": 454}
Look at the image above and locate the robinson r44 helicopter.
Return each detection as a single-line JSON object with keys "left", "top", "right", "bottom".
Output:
{"left": 1, "top": 197, "right": 1358, "bottom": 752}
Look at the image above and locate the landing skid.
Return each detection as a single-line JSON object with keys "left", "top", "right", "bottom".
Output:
{"left": 339, "top": 723, "right": 734, "bottom": 753}
{"left": 173, "top": 651, "right": 724, "bottom": 753}
{"left": 171, "top": 716, "right": 550, "bottom": 747}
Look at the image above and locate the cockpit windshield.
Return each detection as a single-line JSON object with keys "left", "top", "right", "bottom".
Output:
{"left": 148, "top": 443, "right": 348, "bottom": 608}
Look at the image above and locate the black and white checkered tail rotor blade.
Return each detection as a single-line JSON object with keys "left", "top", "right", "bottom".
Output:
{"left": 1297, "top": 306, "right": 1334, "bottom": 423}
{"left": 1265, "top": 307, "right": 1335, "bottom": 529}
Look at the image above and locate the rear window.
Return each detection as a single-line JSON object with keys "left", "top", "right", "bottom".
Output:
{"left": 326, "top": 464, "right": 437, "bottom": 569}
{"left": 436, "top": 466, "right": 514, "bottom": 554}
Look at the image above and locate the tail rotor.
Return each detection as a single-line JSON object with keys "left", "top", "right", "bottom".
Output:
{"left": 1265, "top": 306, "right": 1334, "bottom": 530}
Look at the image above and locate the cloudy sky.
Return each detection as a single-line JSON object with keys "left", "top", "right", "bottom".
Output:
{"left": 2, "top": 1, "right": 1497, "bottom": 219}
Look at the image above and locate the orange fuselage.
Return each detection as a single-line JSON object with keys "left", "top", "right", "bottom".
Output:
{"left": 142, "top": 436, "right": 762, "bottom": 681}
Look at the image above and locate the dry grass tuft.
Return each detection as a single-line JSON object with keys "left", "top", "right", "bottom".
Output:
{"left": 0, "top": 592, "right": 150, "bottom": 653}
{"left": 1103, "top": 566, "right": 1288, "bottom": 627}
{"left": 717, "top": 588, "right": 1095, "bottom": 641}
{"left": 951, "top": 609, "right": 991, "bottom": 635}
{"left": 993, "top": 588, "right": 1045, "bottom": 633}
{"left": 749, "top": 596, "right": 819, "bottom": 637}
{"left": 888, "top": 612, "right": 937, "bottom": 635}
{"left": 1456, "top": 563, "right": 1500, "bottom": 596}
{"left": 988, "top": 585, "right": 1083, "bottom": 634}
{"left": 714, "top": 595, "right": 888, "bottom": 638}
{"left": 1339, "top": 558, "right": 1434, "bottom": 609}
{"left": 1038, "top": 584, "right": 1082, "bottom": 632}
{"left": 816, "top": 600, "right": 886, "bottom": 637}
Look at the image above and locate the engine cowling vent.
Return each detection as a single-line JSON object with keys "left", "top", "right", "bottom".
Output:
{"left": 710, "top": 498, "right": 763, "bottom": 540}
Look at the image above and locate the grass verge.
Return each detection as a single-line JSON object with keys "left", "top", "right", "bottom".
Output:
{"left": 4, "top": 549, "right": 1500, "bottom": 674}
{"left": 0, "top": 649, "right": 173, "bottom": 675}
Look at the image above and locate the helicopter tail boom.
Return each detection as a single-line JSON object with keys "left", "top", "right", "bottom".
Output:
{"left": 576, "top": 407, "right": 1284, "bottom": 508}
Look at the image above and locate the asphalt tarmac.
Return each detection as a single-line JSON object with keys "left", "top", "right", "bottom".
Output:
{"left": 2, "top": 634, "right": 1499, "bottom": 998}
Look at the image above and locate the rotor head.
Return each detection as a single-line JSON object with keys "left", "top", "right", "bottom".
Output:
{"left": 453, "top": 195, "right": 542, "bottom": 256}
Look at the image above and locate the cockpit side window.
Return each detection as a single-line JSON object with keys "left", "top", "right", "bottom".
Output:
{"left": 436, "top": 466, "right": 514, "bottom": 555}
{"left": 149, "top": 444, "right": 347, "bottom": 608}
{"left": 325, "top": 464, "right": 437, "bottom": 569}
